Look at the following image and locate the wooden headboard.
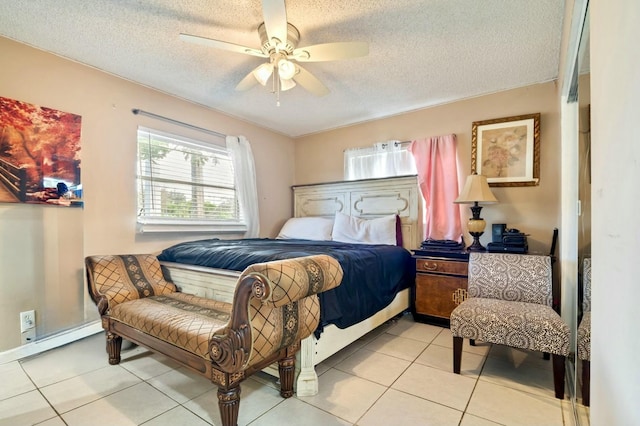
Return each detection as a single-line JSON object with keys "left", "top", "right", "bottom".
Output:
{"left": 292, "top": 175, "right": 422, "bottom": 250}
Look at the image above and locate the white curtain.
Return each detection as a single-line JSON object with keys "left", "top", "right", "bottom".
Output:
{"left": 344, "top": 141, "right": 416, "bottom": 180}
{"left": 226, "top": 135, "right": 259, "bottom": 237}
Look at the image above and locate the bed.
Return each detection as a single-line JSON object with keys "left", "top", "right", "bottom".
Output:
{"left": 158, "top": 175, "right": 422, "bottom": 396}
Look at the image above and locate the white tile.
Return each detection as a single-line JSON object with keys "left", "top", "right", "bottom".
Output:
{"left": 147, "top": 367, "right": 215, "bottom": 404}
{"left": 576, "top": 401, "right": 590, "bottom": 425}
{"left": 487, "top": 345, "right": 553, "bottom": 370}
{"left": 385, "top": 318, "right": 444, "bottom": 343}
{"left": 250, "top": 398, "right": 351, "bottom": 425}
{"left": 141, "top": 406, "right": 211, "bottom": 426}
{"left": 562, "top": 399, "right": 578, "bottom": 426}
{"left": 392, "top": 363, "right": 476, "bottom": 411}
{"left": 459, "top": 413, "right": 503, "bottom": 426}
{"left": 356, "top": 317, "right": 399, "bottom": 343}
{"left": 184, "top": 377, "right": 284, "bottom": 426}
{"left": 319, "top": 340, "right": 364, "bottom": 368}
{"left": 358, "top": 388, "right": 462, "bottom": 426}
{"left": 334, "top": 348, "right": 411, "bottom": 386}
{"left": 35, "top": 416, "right": 67, "bottom": 426}
{"left": 61, "top": 382, "right": 178, "bottom": 426}
{"left": 298, "top": 368, "right": 386, "bottom": 424}
{"left": 0, "top": 390, "right": 57, "bottom": 426}
{"left": 363, "top": 333, "right": 428, "bottom": 362}
{"left": 0, "top": 361, "right": 36, "bottom": 401}
{"left": 314, "top": 361, "right": 331, "bottom": 377}
{"left": 119, "top": 350, "right": 182, "bottom": 380}
{"left": 466, "top": 380, "right": 563, "bottom": 426}
{"left": 40, "top": 365, "right": 141, "bottom": 413}
{"left": 20, "top": 333, "right": 108, "bottom": 387}
{"left": 250, "top": 371, "right": 280, "bottom": 393}
{"left": 480, "top": 355, "right": 559, "bottom": 398}
{"left": 414, "top": 343, "right": 486, "bottom": 378}
{"left": 431, "top": 328, "right": 492, "bottom": 356}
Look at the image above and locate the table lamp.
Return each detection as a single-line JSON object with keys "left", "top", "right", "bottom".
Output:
{"left": 454, "top": 173, "right": 498, "bottom": 251}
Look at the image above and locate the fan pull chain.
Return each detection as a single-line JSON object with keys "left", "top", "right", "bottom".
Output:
{"left": 273, "top": 68, "right": 280, "bottom": 107}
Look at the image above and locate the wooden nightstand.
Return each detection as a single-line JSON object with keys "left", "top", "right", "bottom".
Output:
{"left": 412, "top": 250, "right": 469, "bottom": 326}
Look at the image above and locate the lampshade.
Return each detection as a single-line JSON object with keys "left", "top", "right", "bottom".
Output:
{"left": 280, "top": 77, "right": 296, "bottom": 91}
{"left": 454, "top": 174, "right": 498, "bottom": 204}
{"left": 277, "top": 58, "right": 297, "bottom": 80}
{"left": 253, "top": 63, "right": 274, "bottom": 86}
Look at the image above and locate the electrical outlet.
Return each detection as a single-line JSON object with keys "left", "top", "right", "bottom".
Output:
{"left": 20, "top": 310, "right": 35, "bottom": 333}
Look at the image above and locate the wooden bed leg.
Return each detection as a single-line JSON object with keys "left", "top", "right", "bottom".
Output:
{"left": 217, "top": 385, "right": 240, "bottom": 426}
{"left": 106, "top": 332, "right": 122, "bottom": 365}
{"left": 279, "top": 355, "right": 296, "bottom": 398}
{"left": 296, "top": 335, "right": 318, "bottom": 397}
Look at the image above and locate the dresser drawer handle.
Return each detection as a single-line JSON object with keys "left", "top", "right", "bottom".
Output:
{"left": 452, "top": 289, "right": 468, "bottom": 305}
{"left": 421, "top": 262, "right": 438, "bottom": 271}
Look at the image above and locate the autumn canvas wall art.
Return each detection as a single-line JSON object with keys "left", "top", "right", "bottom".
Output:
{"left": 0, "top": 96, "right": 82, "bottom": 205}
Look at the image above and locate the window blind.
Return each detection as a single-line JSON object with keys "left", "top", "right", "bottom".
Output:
{"left": 136, "top": 127, "right": 246, "bottom": 232}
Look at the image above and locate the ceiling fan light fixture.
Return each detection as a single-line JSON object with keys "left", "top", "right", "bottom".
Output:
{"left": 277, "top": 58, "right": 296, "bottom": 80}
{"left": 253, "top": 63, "right": 274, "bottom": 86}
{"left": 280, "top": 77, "right": 296, "bottom": 91}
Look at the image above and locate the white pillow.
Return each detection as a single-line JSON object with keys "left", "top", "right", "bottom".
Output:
{"left": 331, "top": 212, "right": 397, "bottom": 245}
{"left": 276, "top": 217, "right": 334, "bottom": 241}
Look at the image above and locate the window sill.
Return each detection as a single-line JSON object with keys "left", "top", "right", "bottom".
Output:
{"left": 136, "top": 220, "right": 247, "bottom": 234}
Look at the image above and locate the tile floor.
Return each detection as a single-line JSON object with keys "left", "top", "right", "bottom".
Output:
{"left": 1, "top": 314, "right": 588, "bottom": 426}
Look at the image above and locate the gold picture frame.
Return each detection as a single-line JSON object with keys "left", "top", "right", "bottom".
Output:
{"left": 471, "top": 113, "right": 540, "bottom": 187}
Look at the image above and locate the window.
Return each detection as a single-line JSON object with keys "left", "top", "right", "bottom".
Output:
{"left": 344, "top": 141, "right": 417, "bottom": 180}
{"left": 136, "top": 127, "right": 246, "bottom": 233}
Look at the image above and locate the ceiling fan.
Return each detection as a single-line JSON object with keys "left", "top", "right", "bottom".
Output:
{"left": 179, "top": 0, "right": 368, "bottom": 104}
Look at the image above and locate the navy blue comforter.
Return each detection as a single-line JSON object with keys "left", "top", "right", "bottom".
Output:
{"left": 158, "top": 238, "right": 415, "bottom": 330}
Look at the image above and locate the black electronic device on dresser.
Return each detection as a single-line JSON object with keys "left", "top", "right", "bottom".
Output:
{"left": 412, "top": 248, "right": 469, "bottom": 326}
{"left": 487, "top": 226, "right": 529, "bottom": 253}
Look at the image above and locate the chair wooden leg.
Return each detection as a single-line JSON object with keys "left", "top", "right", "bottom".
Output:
{"left": 552, "top": 354, "right": 566, "bottom": 399}
{"left": 278, "top": 355, "right": 296, "bottom": 398}
{"left": 453, "top": 336, "right": 463, "bottom": 374}
{"left": 582, "top": 360, "right": 590, "bottom": 406}
{"left": 106, "top": 332, "right": 122, "bottom": 365}
{"left": 218, "top": 385, "right": 241, "bottom": 426}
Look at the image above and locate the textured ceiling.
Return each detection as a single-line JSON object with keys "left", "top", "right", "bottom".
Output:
{"left": 0, "top": 0, "right": 565, "bottom": 137}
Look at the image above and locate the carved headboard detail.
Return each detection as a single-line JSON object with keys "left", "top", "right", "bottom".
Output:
{"left": 292, "top": 175, "right": 422, "bottom": 250}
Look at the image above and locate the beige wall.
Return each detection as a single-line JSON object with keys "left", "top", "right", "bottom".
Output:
{"left": 294, "top": 82, "right": 561, "bottom": 253}
{"left": 0, "top": 36, "right": 295, "bottom": 350}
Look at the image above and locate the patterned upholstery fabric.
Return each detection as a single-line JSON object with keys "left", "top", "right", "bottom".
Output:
{"left": 239, "top": 254, "right": 343, "bottom": 308}
{"left": 110, "top": 292, "right": 232, "bottom": 359}
{"left": 577, "top": 311, "right": 591, "bottom": 361}
{"left": 86, "top": 254, "right": 177, "bottom": 310}
{"left": 451, "top": 253, "right": 570, "bottom": 356}
{"left": 582, "top": 257, "right": 592, "bottom": 312}
{"left": 450, "top": 298, "right": 570, "bottom": 355}
{"left": 467, "top": 253, "right": 553, "bottom": 306}
{"left": 240, "top": 254, "right": 343, "bottom": 366}
{"left": 577, "top": 257, "right": 591, "bottom": 361}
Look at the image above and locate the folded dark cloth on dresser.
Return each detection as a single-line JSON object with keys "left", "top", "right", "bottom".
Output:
{"left": 420, "top": 239, "right": 465, "bottom": 251}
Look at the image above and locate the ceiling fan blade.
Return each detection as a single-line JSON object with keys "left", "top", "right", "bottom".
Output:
{"left": 293, "top": 64, "right": 329, "bottom": 97}
{"left": 235, "top": 67, "right": 262, "bottom": 91}
{"left": 292, "top": 42, "right": 369, "bottom": 62}
{"left": 262, "top": 0, "right": 287, "bottom": 46}
{"left": 180, "top": 33, "right": 267, "bottom": 58}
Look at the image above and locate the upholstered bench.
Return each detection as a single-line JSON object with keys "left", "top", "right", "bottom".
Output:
{"left": 85, "top": 253, "right": 342, "bottom": 426}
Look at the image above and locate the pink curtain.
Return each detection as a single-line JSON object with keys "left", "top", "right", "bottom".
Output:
{"left": 409, "top": 134, "right": 462, "bottom": 242}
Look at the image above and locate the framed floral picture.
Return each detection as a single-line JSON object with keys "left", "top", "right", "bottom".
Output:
{"left": 471, "top": 113, "right": 540, "bottom": 187}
